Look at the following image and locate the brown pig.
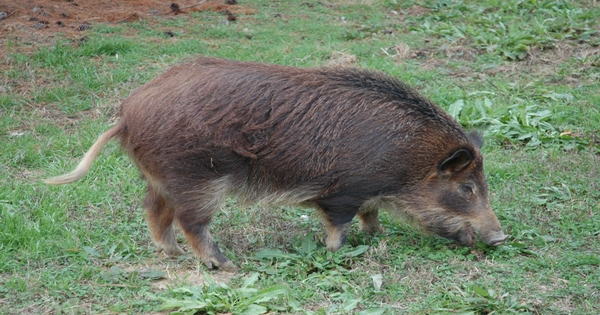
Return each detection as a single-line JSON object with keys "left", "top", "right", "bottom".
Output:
{"left": 45, "top": 57, "right": 508, "bottom": 271}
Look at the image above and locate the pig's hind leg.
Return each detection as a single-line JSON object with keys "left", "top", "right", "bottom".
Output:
{"left": 357, "top": 207, "right": 385, "bottom": 235}
{"left": 171, "top": 177, "right": 236, "bottom": 271}
{"left": 144, "top": 184, "right": 185, "bottom": 256}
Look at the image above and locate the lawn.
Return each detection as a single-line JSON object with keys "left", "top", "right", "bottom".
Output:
{"left": 1, "top": 0, "right": 599, "bottom": 314}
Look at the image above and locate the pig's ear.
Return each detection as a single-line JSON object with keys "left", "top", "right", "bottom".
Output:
{"left": 439, "top": 149, "right": 472, "bottom": 175}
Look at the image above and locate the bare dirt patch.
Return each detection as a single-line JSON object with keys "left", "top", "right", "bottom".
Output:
{"left": 479, "top": 42, "right": 600, "bottom": 85}
{"left": 0, "top": 0, "right": 255, "bottom": 49}
{"left": 402, "top": 5, "right": 431, "bottom": 17}
{"left": 387, "top": 42, "right": 482, "bottom": 79}
{"left": 387, "top": 39, "right": 600, "bottom": 86}
{"left": 119, "top": 255, "right": 235, "bottom": 290}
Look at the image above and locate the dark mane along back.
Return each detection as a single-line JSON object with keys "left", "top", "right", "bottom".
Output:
{"left": 319, "top": 68, "right": 446, "bottom": 119}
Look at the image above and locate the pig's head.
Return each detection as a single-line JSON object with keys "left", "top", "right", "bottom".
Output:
{"left": 406, "top": 136, "right": 508, "bottom": 247}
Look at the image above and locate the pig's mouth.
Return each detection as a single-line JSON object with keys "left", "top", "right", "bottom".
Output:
{"left": 460, "top": 225, "right": 507, "bottom": 247}
{"left": 459, "top": 226, "right": 475, "bottom": 247}
{"left": 443, "top": 224, "right": 475, "bottom": 247}
{"left": 458, "top": 226, "right": 508, "bottom": 246}
{"left": 431, "top": 221, "right": 507, "bottom": 247}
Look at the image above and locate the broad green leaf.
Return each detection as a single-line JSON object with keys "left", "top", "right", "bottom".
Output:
{"left": 235, "top": 304, "right": 267, "bottom": 315}
{"left": 313, "top": 260, "right": 324, "bottom": 270}
{"left": 448, "top": 99, "right": 465, "bottom": 120}
{"left": 302, "top": 232, "right": 317, "bottom": 254}
{"left": 171, "top": 286, "right": 196, "bottom": 294}
{"left": 508, "top": 241, "right": 527, "bottom": 248}
{"left": 247, "top": 285, "right": 288, "bottom": 304}
{"left": 371, "top": 273, "right": 383, "bottom": 291}
{"left": 254, "top": 249, "right": 300, "bottom": 260}
{"left": 138, "top": 269, "right": 165, "bottom": 280}
{"left": 357, "top": 308, "right": 387, "bottom": 315}
{"left": 464, "top": 297, "right": 489, "bottom": 303}
{"left": 543, "top": 92, "right": 574, "bottom": 102}
{"left": 472, "top": 285, "right": 491, "bottom": 298}
{"left": 239, "top": 288, "right": 259, "bottom": 297}
{"left": 202, "top": 271, "right": 218, "bottom": 287}
{"left": 343, "top": 245, "right": 369, "bottom": 257}
{"left": 159, "top": 298, "right": 206, "bottom": 311}
{"left": 288, "top": 299, "right": 302, "bottom": 311}
{"left": 242, "top": 273, "right": 260, "bottom": 289}
{"left": 340, "top": 298, "right": 361, "bottom": 311}
{"left": 455, "top": 310, "right": 477, "bottom": 315}
{"left": 82, "top": 246, "right": 100, "bottom": 257}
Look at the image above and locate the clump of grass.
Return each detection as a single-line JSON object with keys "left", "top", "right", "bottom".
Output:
{"left": 440, "top": 284, "right": 533, "bottom": 314}
{"left": 447, "top": 95, "right": 594, "bottom": 150}
{"left": 156, "top": 273, "right": 289, "bottom": 315}
{"left": 79, "top": 36, "right": 134, "bottom": 57}
{"left": 406, "top": 0, "right": 599, "bottom": 60}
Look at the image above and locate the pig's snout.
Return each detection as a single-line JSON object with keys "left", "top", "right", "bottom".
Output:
{"left": 470, "top": 208, "right": 508, "bottom": 246}
{"left": 484, "top": 231, "right": 508, "bottom": 246}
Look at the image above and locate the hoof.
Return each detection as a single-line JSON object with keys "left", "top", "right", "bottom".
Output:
{"left": 218, "top": 261, "right": 239, "bottom": 272}
{"left": 204, "top": 258, "right": 238, "bottom": 272}
{"left": 160, "top": 245, "right": 186, "bottom": 257}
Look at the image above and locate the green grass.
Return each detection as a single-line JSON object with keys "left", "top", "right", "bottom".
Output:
{"left": 1, "top": 0, "right": 599, "bottom": 314}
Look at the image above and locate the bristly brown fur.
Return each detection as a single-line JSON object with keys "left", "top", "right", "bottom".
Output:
{"left": 45, "top": 57, "right": 506, "bottom": 270}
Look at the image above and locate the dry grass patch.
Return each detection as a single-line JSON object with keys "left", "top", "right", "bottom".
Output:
{"left": 119, "top": 256, "right": 235, "bottom": 291}
{"left": 325, "top": 51, "right": 358, "bottom": 67}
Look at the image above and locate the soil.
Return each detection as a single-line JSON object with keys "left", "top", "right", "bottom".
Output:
{"left": 0, "top": 0, "right": 255, "bottom": 42}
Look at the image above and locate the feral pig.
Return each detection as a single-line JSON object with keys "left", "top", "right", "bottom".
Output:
{"left": 45, "top": 57, "right": 508, "bottom": 271}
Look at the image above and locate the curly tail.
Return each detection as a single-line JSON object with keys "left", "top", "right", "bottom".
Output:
{"left": 44, "top": 124, "right": 123, "bottom": 185}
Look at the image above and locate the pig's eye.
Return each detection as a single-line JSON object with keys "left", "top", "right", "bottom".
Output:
{"left": 461, "top": 184, "right": 475, "bottom": 195}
